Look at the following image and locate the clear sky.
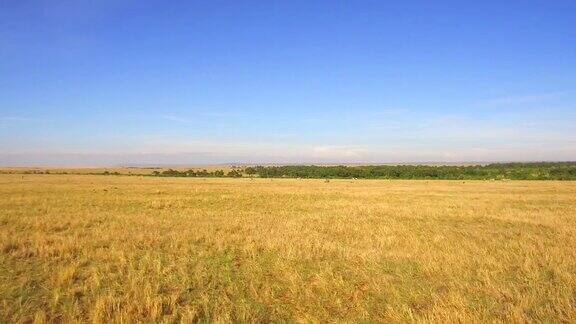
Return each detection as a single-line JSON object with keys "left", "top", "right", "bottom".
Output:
{"left": 1, "top": 1, "right": 575, "bottom": 166}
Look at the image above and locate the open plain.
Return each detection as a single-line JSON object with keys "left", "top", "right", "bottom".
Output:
{"left": 1, "top": 174, "right": 575, "bottom": 322}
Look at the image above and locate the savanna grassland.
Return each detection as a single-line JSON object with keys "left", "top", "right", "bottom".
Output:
{"left": 1, "top": 174, "right": 575, "bottom": 322}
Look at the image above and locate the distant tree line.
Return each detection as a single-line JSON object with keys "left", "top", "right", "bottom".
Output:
{"left": 4, "top": 163, "right": 576, "bottom": 180}
{"left": 152, "top": 169, "right": 243, "bottom": 178}
{"left": 242, "top": 162, "right": 576, "bottom": 180}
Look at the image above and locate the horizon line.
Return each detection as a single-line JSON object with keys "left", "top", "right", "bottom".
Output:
{"left": 1, "top": 160, "right": 575, "bottom": 169}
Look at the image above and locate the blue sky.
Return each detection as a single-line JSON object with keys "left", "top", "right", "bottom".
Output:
{"left": 1, "top": 1, "right": 575, "bottom": 165}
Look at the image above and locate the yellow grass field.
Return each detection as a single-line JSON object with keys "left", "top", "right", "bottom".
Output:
{"left": 1, "top": 174, "right": 575, "bottom": 322}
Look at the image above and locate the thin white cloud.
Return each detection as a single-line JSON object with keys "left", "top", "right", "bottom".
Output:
{"left": 475, "top": 91, "right": 569, "bottom": 107}
{"left": 161, "top": 110, "right": 248, "bottom": 123}
{"left": 310, "top": 145, "right": 369, "bottom": 159}
{"left": 0, "top": 116, "right": 46, "bottom": 122}
{"left": 161, "top": 115, "right": 192, "bottom": 123}
{"left": 370, "top": 108, "right": 410, "bottom": 116}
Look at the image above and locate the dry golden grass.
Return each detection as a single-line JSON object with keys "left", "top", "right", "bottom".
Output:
{"left": 1, "top": 174, "right": 575, "bottom": 322}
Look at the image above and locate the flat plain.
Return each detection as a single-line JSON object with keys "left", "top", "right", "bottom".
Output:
{"left": 1, "top": 174, "right": 575, "bottom": 322}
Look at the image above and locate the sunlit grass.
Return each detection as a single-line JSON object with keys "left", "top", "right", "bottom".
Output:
{"left": 1, "top": 175, "right": 575, "bottom": 322}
